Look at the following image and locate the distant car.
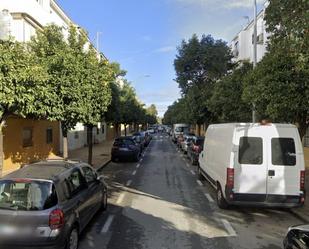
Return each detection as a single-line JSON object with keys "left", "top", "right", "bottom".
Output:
{"left": 147, "top": 129, "right": 155, "bottom": 134}
{"left": 284, "top": 224, "right": 309, "bottom": 249}
{"left": 0, "top": 160, "right": 107, "bottom": 249}
{"left": 187, "top": 136, "right": 204, "bottom": 165}
{"left": 111, "top": 136, "right": 141, "bottom": 162}
{"left": 181, "top": 135, "right": 195, "bottom": 154}
{"left": 144, "top": 131, "right": 152, "bottom": 146}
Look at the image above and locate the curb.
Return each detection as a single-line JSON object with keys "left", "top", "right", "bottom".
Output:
{"left": 96, "top": 159, "right": 111, "bottom": 171}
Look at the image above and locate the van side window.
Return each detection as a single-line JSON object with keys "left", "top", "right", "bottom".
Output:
{"left": 272, "top": 138, "right": 296, "bottom": 166}
{"left": 239, "top": 137, "right": 263, "bottom": 165}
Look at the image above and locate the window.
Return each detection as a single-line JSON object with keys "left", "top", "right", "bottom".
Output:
{"left": 74, "top": 131, "right": 79, "bottom": 139}
{"left": 239, "top": 137, "right": 263, "bottom": 165}
{"left": 65, "top": 170, "right": 86, "bottom": 196}
{"left": 82, "top": 167, "right": 97, "bottom": 183}
{"left": 0, "top": 180, "right": 58, "bottom": 211}
{"left": 22, "top": 128, "right": 33, "bottom": 147}
{"left": 46, "top": 128, "right": 53, "bottom": 144}
{"left": 272, "top": 138, "right": 296, "bottom": 166}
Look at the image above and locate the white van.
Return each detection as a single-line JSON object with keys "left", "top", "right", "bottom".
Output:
{"left": 172, "top": 124, "right": 190, "bottom": 143}
{"left": 198, "top": 123, "right": 305, "bottom": 209}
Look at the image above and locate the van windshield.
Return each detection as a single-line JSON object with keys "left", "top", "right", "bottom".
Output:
{"left": 175, "top": 127, "right": 189, "bottom": 133}
{"left": 239, "top": 137, "right": 263, "bottom": 165}
{"left": 272, "top": 138, "right": 296, "bottom": 166}
{"left": 0, "top": 180, "right": 58, "bottom": 211}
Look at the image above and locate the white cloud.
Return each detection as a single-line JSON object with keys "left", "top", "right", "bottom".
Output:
{"left": 154, "top": 46, "right": 176, "bottom": 53}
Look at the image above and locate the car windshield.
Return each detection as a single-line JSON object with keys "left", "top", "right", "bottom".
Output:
{"left": 0, "top": 180, "right": 58, "bottom": 211}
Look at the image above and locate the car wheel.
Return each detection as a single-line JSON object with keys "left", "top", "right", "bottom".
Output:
{"left": 66, "top": 227, "right": 79, "bottom": 249}
{"left": 217, "top": 185, "right": 229, "bottom": 209}
{"left": 101, "top": 190, "right": 108, "bottom": 211}
{"left": 111, "top": 156, "right": 116, "bottom": 162}
{"left": 134, "top": 153, "right": 140, "bottom": 162}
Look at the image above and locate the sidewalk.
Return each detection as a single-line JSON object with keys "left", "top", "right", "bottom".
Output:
{"left": 292, "top": 147, "right": 309, "bottom": 222}
{"left": 53, "top": 140, "right": 114, "bottom": 171}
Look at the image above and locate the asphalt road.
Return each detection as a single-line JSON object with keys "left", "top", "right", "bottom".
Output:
{"left": 79, "top": 134, "right": 306, "bottom": 249}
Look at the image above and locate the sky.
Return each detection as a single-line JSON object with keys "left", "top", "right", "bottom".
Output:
{"left": 57, "top": 0, "right": 265, "bottom": 117}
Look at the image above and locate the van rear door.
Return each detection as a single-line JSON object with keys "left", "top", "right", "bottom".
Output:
{"left": 234, "top": 128, "right": 268, "bottom": 202}
{"left": 266, "top": 128, "right": 304, "bottom": 203}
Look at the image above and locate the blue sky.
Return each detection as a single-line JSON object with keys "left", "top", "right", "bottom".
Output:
{"left": 57, "top": 0, "right": 265, "bottom": 116}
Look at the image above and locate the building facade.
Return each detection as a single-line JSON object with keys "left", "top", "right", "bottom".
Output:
{"left": 0, "top": 0, "right": 110, "bottom": 175}
{"left": 230, "top": 2, "right": 309, "bottom": 147}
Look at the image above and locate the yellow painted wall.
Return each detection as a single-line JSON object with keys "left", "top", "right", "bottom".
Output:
{"left": 2, "top": 117, "right": 60, "bottom": 176}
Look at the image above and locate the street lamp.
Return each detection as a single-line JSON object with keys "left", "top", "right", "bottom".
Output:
{"left": 252, "top": 0, "right": 257, "bottom": 123}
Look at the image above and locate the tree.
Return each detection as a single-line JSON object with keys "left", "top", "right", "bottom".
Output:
{"left": 173, "top": 34, "right": 233, "bottom": 129}
{"left": 163, "top": 98, "right": 190, "bottom": 125}
{"left": 0, "top": 40, "right": 49, "bottom": 174}
{"left": 174, "top": 34, "right": 233, "bottom": 94}
{"left": 243, "top": 48, "right": 309, "bottom": 139}
{"left": 79, "top": 47, "right": 114, "bottom": 165}
{"left": 30, "top": 25, "right": 88, "bottom": 159}
{"left": 146, "top": 104, "right": 158, "bottom": 117}
{"left": 242, "top": 0, "right": 309, "bottom": 139}
{"left": 208, "top": 62, "right": 252, "bottom": 123}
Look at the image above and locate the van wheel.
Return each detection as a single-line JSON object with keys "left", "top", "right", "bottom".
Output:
{"left": 216, "top": 186, "right": 229, "bottom": 209}
{"left": 66, "top": 227, "right": 79, "bottom": 249}
{"left": 134, "top": 153, "right": 140, "bottom": 162}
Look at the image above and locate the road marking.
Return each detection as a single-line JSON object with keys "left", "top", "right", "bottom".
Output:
{"left": 101, "top": 215, "right": 114, "bottom": 233}
{"left": 140, "top": 158, "right": 143, "bottom": 162}
{"left": 197, "top": 180, "right": 203, "bottom": 186}
{"left": 136, "top": 164, "right": 140, "bottom": 168}
{"left": 132, "top": 170, "right": 137, "bottom": 176}
{"left": 221, "top": 219, "right": 237, "bottom": 237}
{"left": 116, "top": 193, "right": 125, "bottom": 204}
{"left": 204, "top": 193, "right": 214, "bottom": 203}
{"left": 126, "top": 179, "right": 132, "bottom": 186}
{"left": 190, "top": 170, "right": 196, "bottom": 175}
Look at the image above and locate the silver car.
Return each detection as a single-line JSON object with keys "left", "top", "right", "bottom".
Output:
{"left": 0, "top": 159, "right": 107, "bottom": 249}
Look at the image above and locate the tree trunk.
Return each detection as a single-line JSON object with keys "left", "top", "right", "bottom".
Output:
{"left": 61, "top": 123, "right": 69, "bottom": 159}
{"left": 298, "top": 123, "right": 308, "bottom": 146}
{"left": 0, "top": 123, "right": 4, "bottom": 177}
{"left": 124, "top": 124, "right": 127, "bottom": 136}
{"left": 87, "top": 125, "right": 94, "bottom": 165}
{"left": 197, "top": 124, "right": 201, "bottom": 136}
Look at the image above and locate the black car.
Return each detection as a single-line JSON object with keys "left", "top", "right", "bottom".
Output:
{"left": 284, "top": 224, "right": 309, "bottom": 249}
{"left": 187, "top": 136, "right": 204, "bottom": 165}
{"left": 0, "top": 159, "right": 107, "bottom": 249}
{"left": 111, "top": 136, "right": 141, "bottom": 162}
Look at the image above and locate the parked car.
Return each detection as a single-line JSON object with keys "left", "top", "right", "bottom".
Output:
{"left": 187, "top": 136, "right": 204, "bottom": 165}
{"left": 144, "top": 131, "right": 152, "bottom": 146}
{"left": 198, "top": 123, "right": 305, "bottom": 209}
{"left": 0, "top": 159, "right": 107, "bottom": 249}
{"left": 181, "top": 135, "right": 195, "bottom": 154}
{"left": 132, "top": 132, "right": 146, "bottom": 149}
{"left": 284, "top": 224, "right": 309, "bottom": 249}
{"left": 111, "top": 136, "right": 141, "bottom": 162}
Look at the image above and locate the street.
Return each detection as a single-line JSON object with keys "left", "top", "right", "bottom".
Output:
{"left": 79, "top": 134, "right": 306, "bottom": 249}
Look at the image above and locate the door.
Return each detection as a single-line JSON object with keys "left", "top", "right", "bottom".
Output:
{"left": 65, "top": 169, "right": 90, "bottom": 229}
{"left": 82, "top": 166, "right": 103, "bottom": 214}
{"left": 234, "top": 132, "right": 268, "bottom": 202}
{"left": 266, "top": 130, "right": 301, "bottom": 200}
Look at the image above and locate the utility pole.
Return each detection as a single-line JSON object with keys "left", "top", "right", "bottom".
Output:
{"left": 252, "top": 0, "right": 257, "bottom": 123}
{"left": 96, "top": 31, "right": 102, "bottom": 53}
